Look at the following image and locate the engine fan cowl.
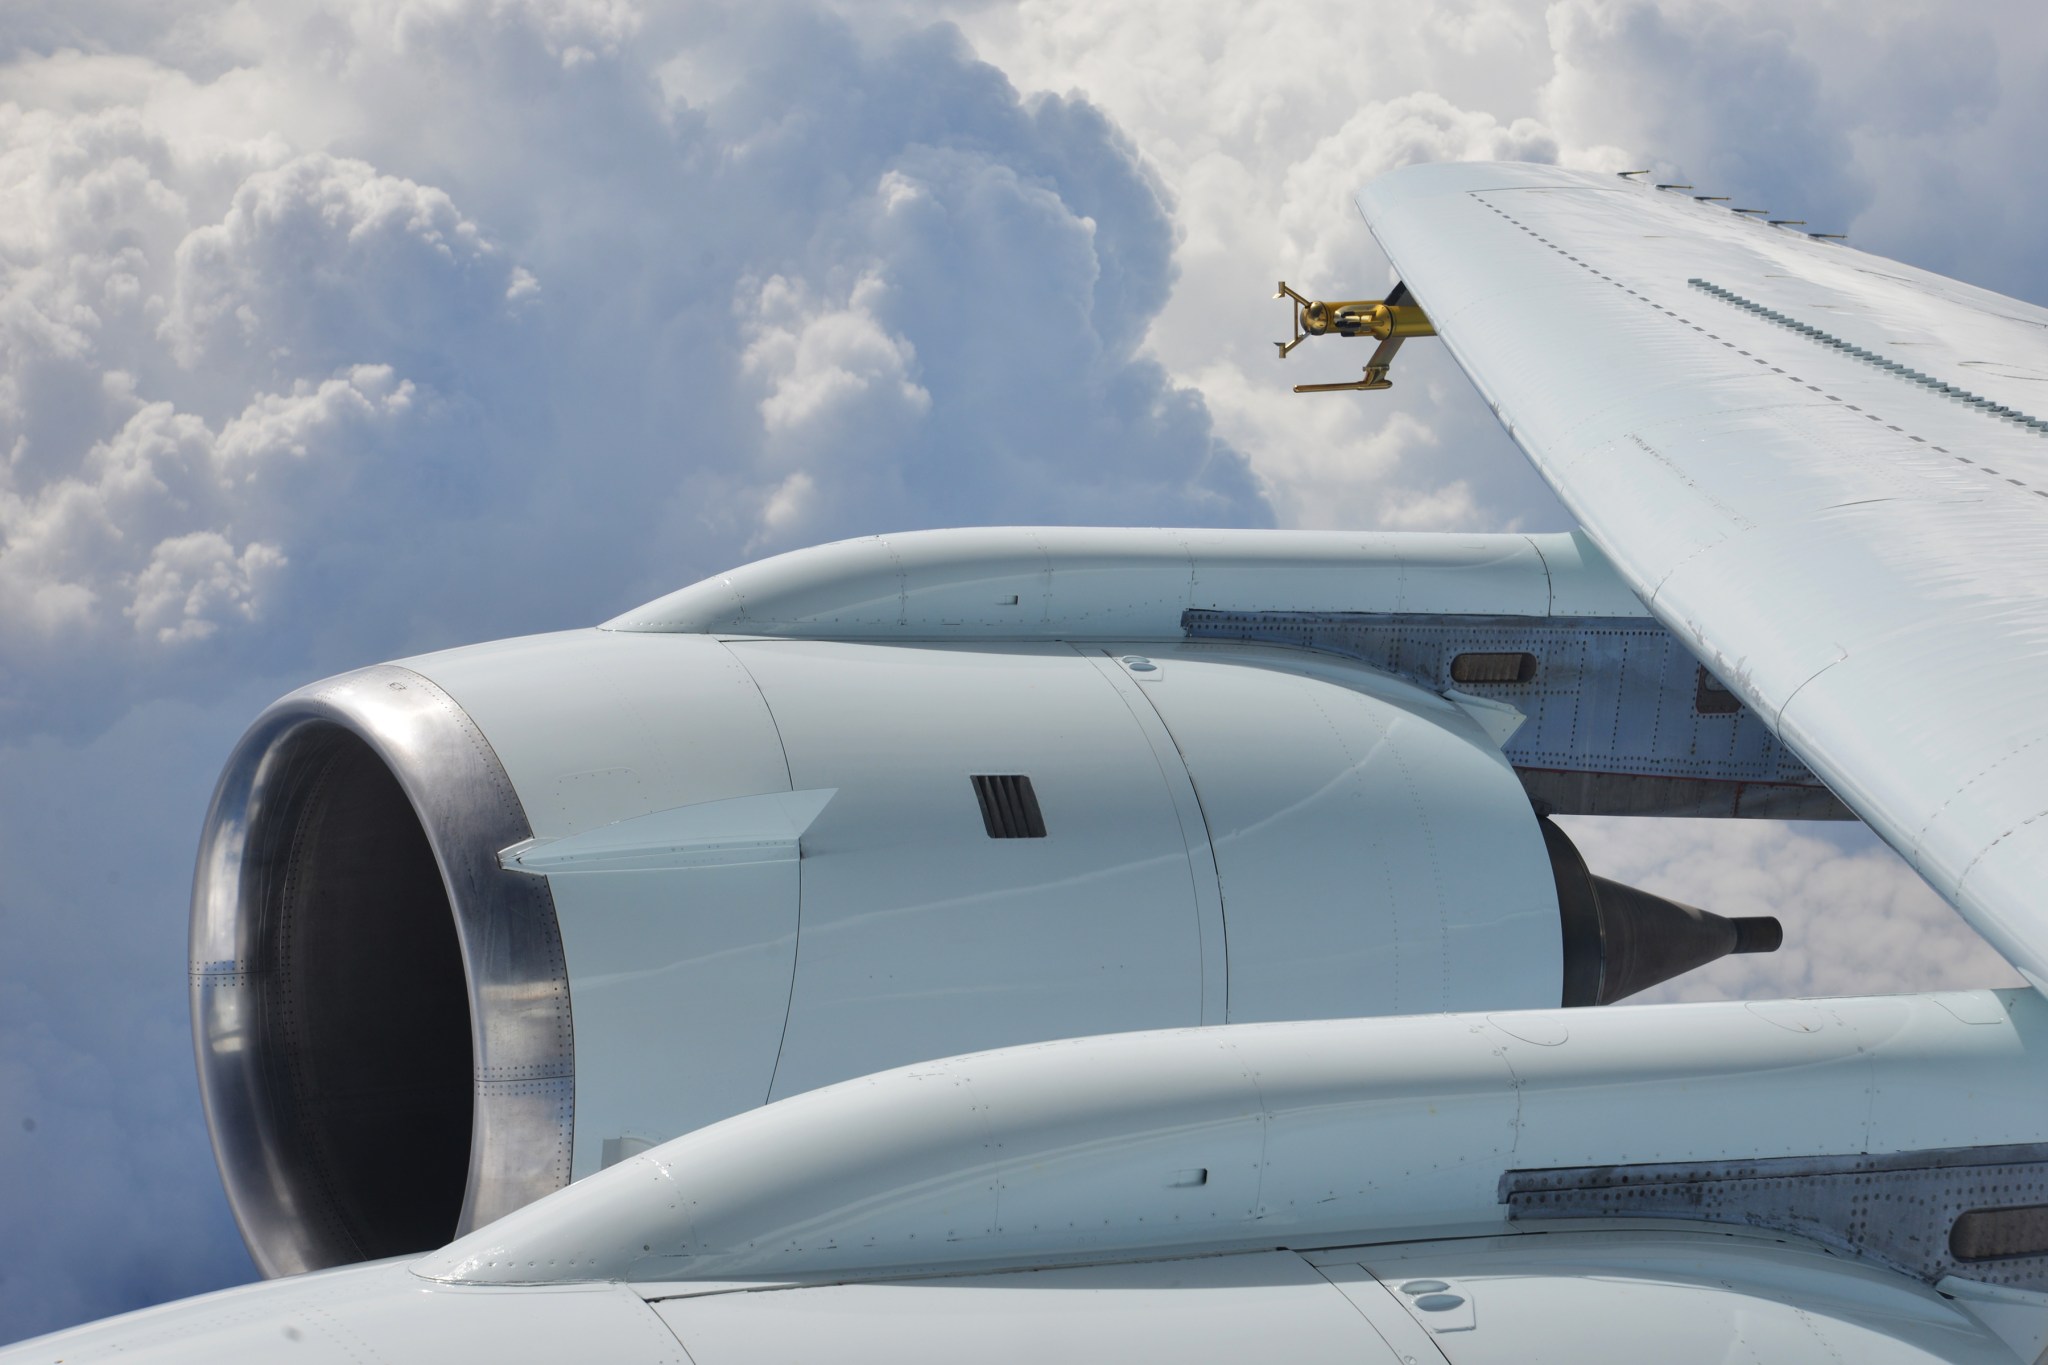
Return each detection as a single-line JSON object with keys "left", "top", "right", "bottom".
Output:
{"left": 195, "top": 627, "right": 1597, "bottom": 1277}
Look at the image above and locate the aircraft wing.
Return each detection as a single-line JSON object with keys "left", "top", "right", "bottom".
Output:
{"left": 1359, "top": 162, "right": 2048, "bottom": 993}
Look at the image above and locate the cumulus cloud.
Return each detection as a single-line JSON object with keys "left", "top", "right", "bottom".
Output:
{"left": 1540, "top": 0, "right": 1865, "bottom": 228}
{"left": 0, "top": 1, "right": 1261, "bottom": 725}
{"left": 1537, "top": 1, "right": 2048, "bottom": 301}
{"left": 125, "top": 532, "right": 286, "bottom": 643}
{"left": 1, "top": 363, "right": 417, "bottom": 702}
{"left": 1275, "top": 93, "right": 1576, "bottom": 285}
{"left": 160, "top": 153, "right": 524, "bottom": 374}
{"left": 0, "top": 93, "right": 534, "bottom": 727}
{"left": 738, "top": 268, "right": 931, "bottom": 545}
{"left": 744, "top": 269, "right": 930, "bottom": 445}
{"left": 368, "top": 0, "right": 646, "bottom": 65}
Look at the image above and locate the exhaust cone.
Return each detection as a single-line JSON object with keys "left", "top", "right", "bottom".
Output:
{"left": 1544, "top": 818, "right": 1781, "bottom": 1006}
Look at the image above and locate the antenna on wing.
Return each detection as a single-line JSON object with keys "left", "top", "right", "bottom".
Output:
{"left": 1273, "top": 280, "right": 1435, "bottom": 393}
{"left": 1637, "top": 172, "right": 1850, "bottom": 240}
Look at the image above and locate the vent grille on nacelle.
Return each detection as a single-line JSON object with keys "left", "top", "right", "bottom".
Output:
{"left": 971, "top": 774, "right": 1046, "bottom": 839}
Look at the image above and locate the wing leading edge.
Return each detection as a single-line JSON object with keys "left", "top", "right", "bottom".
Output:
{"left": 1358, "top": 161, "right": 2048, "bottom": 995}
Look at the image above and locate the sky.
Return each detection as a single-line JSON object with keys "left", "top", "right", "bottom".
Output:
{"left": 2, "top": 0, "right": 2042, "bottom": 1343}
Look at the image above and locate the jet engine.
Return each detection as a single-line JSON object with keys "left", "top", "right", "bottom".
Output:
{"left": 190, "top": 528, "right": 1781, "bottom": 1276}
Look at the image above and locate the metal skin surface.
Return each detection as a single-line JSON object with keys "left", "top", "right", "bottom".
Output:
{"left": 652, "top": 1237, "right": 2011, "bottom": 1365}
{"left": 1504, "top": 1138, "right": 2048, "bottom": 1292}
{"left": 394, "top": 631, "right": 800, "bottom": 1186}
{"left": 603, "top": 526, "right": 1650, "bottom": 635}
{"left": 650, "top": 1250, "right": 1401, "bottom": 1365}
{"left": 1185, "top": 608, "right": 1847, "bottom": 817}
{"left": 1083, "top": 640, "right": 1557, "bottom": 1022}
{"left": 191, "top": 665, "right": 574, "bottom": 1277}
{"left": 502, "top": 789, "right": 837, "bottom": 873}
{"left": 1358, "top": 162, "right": 2048, "bottom": 996}
{"left": 0, "top": 1260, "right": 688, "bottom": 1365}
{"left": 8, "top": 1235, "right": 2019, "bottom": 1365}
{"left": 416, "top": 989, "right": 2048, "bottom": 1287}
{"left": 408, "top": 628, "right": 1562, "bottom": 1178}
{"left": 1310, "top": 1231, "right": 2020, "bottom": 1365}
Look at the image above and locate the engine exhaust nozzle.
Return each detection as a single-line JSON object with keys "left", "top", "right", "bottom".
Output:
{"left": 1544, "top": 817, "right": 1782, "bottom": 1006}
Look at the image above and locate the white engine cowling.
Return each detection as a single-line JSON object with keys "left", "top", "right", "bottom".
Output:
{"left": 190, "top": 529, "right": 1770, "bottom": 1276}
{"left": 193, "top": 630, "right": 1557, "bottom": 1275}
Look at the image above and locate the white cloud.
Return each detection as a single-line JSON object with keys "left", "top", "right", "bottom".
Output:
{"left": 125, "top": 531, "right": 287, "bottom": 643}
{"left": 212, "top": 363, "right": 415, "bottom": 475}
{"left": 161, "top": 152, "right": 520, "bottom": 373}
{"left": 757, "top": 468, "right": 817, "bottom": 536}
{"left": 744, "top": 270, "right": 930, "bottom": 444}
{"left": 0, "top": 365, "right": 415, "bottom": 655}
{"left": 738, "top": 269, "right": 931, "bottom": 546}
{"left": 0, "top": 3, "right": 1265, "bottom": 727}
{"left": 0, "top": 91, "right": 516, "bottom": 702}
{"left": 1276, "top": 93, "right": 1578, "bottom": 284}
{"left": 1539, "top": 0, "right": 1858, "bottom": 219}
{"left": 362, "top": 0, "right": 645, "bottom": 64}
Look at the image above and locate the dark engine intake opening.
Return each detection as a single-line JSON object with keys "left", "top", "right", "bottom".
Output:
{"left": 264, "top": 726, "right": 474, "bottom": 1261}
{"left": 194, "top": 667, "right": 572, "bottom": 1278}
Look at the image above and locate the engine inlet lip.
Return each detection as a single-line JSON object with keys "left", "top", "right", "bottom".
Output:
{"left": 190, "top": 663, "right": 573, "bottom": 1277}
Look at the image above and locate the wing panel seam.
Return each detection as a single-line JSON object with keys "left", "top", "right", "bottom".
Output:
{"left": 1470, "top": 194, "right": 2048, "bottom": 505}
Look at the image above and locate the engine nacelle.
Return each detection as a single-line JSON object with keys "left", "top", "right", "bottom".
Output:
{"left": 190, "top": 528, "right": 1771, "bottom": 1276}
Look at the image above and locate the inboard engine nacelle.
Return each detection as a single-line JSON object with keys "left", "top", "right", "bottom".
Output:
{"left": 190, "top": 528, "right": 1774, "bottom": 1277}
